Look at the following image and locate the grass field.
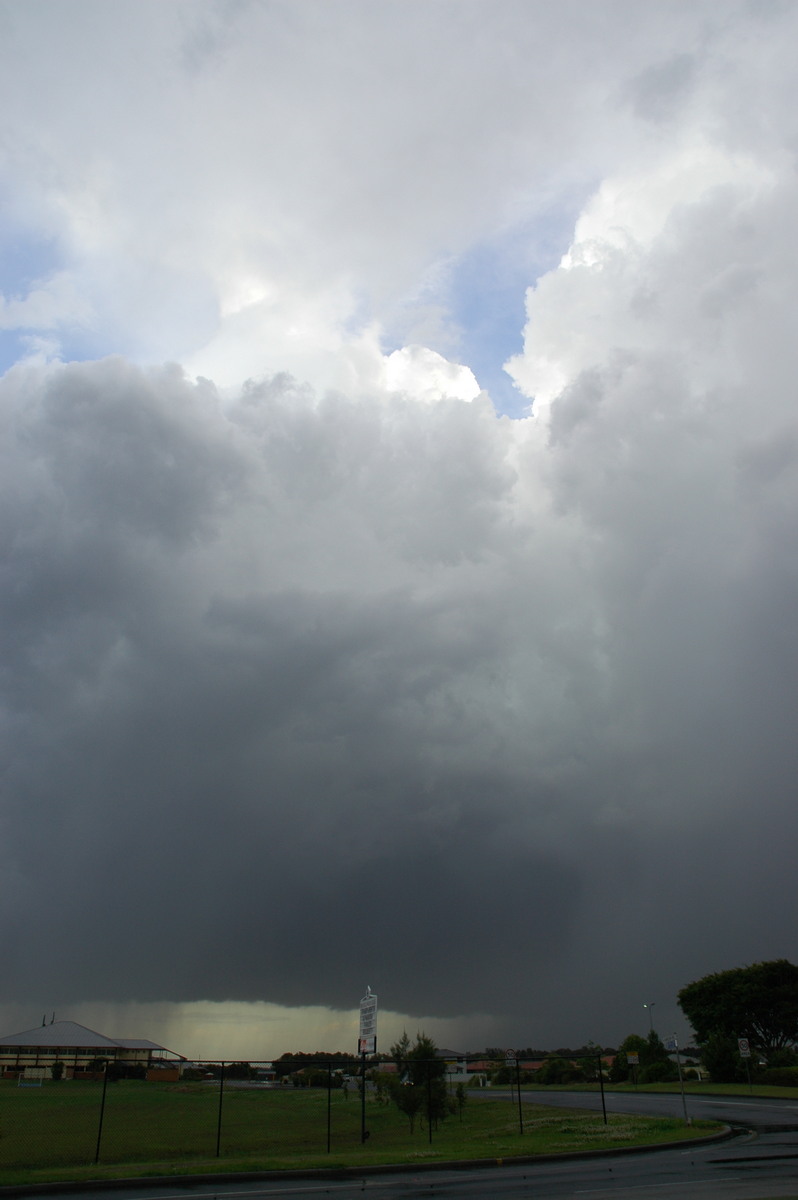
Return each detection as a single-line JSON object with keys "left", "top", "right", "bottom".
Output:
{"left": 525, "top": 1080, "right": 798, "bottom": 1100}
{"left": 0, "top": 1080, "right": 723, "bottom": 1187}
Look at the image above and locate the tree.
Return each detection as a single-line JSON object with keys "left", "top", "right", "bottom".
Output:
{"left": 639, "top": 1058, "right": 679, "bottom": 1083}
{"left": 678, "top": 959, "right": 798, "bottom": 1056}
{"left": 455, "top": 1082, "right": 467, "bottom": 1120}
{"left": 608, "top": 1052, "right": 629, "bottom": 1084}
{"left": 387, "top": 1032, "right": 448, "bottom": 1131}
{"left": 491, "top": 1065, "right": 537, "bottom": 1085}
{"left": 638, "top": 1030, "right": 678, "bottom": 1083}
{"left": 534, "top": 1056, "right": 585, "bottom": 1085}
{"left": 700, "top": 1031, "right": 743, "bottom": 1084}
{"left": 608, "top": 1032, "right": 677, "bottom": 1084}
{"left": 609, "top": 1034, "right": 647, "bottom": 1083}
{"left": 389, "top": 1077, "right": 425, "bottom": 1132}
{"left": 576, "top": 1041, "right": 605, "bottom": 1082}
{"left": 389, "top": 1032, "right": 411, "bottom": 1079}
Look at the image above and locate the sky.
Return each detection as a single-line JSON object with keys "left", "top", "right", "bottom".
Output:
{"left": 1, "top": 0, "right": 798, "bottom": 1060}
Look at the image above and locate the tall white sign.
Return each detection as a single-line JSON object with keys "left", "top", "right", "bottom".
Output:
{"left": 359, "top": 987, "right": 377, "bottom": 1054}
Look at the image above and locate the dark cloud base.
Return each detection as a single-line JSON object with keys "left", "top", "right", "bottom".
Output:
{"left": 1, "top": 357, "right": 797, "bottom": 1042}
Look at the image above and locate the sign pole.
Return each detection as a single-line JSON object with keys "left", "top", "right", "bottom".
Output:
{"left": 358, "top": 988, "right": 377, "bottom": 1145}
{"left": 516, "top": 1056, "right": 524, "bottom": 1134}
{"left": 597, "top": 1053, "right": 607, "bottom": 1124}
{"left": 667, "top": 1035, "right": 690, "bottom": 1125}
{"left": 94, "top": 1062, "right": 109, "bottom": 1163}
{"left": 738, "top": 1038, "right": 752, "bottom": 1094}
{"left": 505, "top": 1051, "right": 523, "bottom": 1134}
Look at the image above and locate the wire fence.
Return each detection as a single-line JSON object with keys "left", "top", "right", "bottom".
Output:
{"left": 0, "top": 1053, "right": 612, "bottom": 1173}
{"left": 0, "top": 1056, "right": 467, "bottom": 1171}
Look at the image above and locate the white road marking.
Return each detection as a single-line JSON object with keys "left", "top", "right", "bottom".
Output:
{"left": 575, "top": 1178, "right": 742, "bottom": 1195}
{"left": 691, "top": 1099, "right": 798, "bottom": 1110}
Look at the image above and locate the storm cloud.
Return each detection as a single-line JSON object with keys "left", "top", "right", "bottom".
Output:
{"left": 1, "top": 0, "right": 798, "bottom": 1048}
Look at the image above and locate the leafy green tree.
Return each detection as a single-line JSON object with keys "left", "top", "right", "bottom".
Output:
{"left": 491, "top": 1065, "right": 536, "bottom": 1085}
{"left": 620, "top": 1034, "right": 648, "bottom": 1057}
{"left": 535, "top": 1056, "right": 585, "bottom": 1085}
{"left": 389, "top": 1077, "right": 425, "bottom": 1132}
{"left": 577, "top": 1043, "right": 605, "bottom": 1082}
{"left": 455, "top": 1082, "right": 467, "bottom": 1120}
{"left": 763, "top": 1047, "right": 798, "bottom": 1069}
{"left": 387, "top": 1032, "right": 448, "bottom": 1131}
{"left": 609, "top": 1035, "right": 646, "bottom": 1083}
{"left": 608, "top": 1031, "right": 677, "bottom": 1083}
{"left": 639, "top": 1058, "right": 679, "bottom": 1083}
{"left": 637, "top": 1030, "right": 678, "bottom": 1083}
{"left": 678, "top": 960, "right": 798, "bottom": 1055}
{"left": 700, "top": 1031, "right": 743, "bottom": 1083}
{"left": 371, "top": 1070, "right": 392, "bottom": 1104}
{"left": 608, "top": 1052, "right": 629, "bottom": 1084}
{"left": 407, "top": 1033, "right": 448, "bottom": 1128}
{"left": 389, "top": 1032, "right": 412, "bottom": 1079}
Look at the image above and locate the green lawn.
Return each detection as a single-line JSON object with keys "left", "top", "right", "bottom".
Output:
{"left": 520, "top": 1080, "right": 798, "bottom": 1100}
{"left": 0, "top": 1081, "right": 722, "bottom": 1187}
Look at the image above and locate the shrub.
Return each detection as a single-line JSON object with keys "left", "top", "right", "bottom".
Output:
{"left": 756, "top": 1067, "right": 798, "bottom": 1087}
{"left": 639, "top": 1060, "right": 679, "bottom": 1084}
{"left": 535, "top": 1057, "right": 585, "bottom": 1085}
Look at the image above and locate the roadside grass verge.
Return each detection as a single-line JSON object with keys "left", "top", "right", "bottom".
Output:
{"left": 518, "top": 1081, "right": 798, "bottom": 1100}
{"left": 0, "top": 1081, "right": 722, "bottom": 1187}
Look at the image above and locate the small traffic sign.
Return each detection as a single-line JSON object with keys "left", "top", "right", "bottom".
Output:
{"left": 738, "top": 1038, "right": 751, "bottom": 1058}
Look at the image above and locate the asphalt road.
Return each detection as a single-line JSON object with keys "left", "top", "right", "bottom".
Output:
{"left": 495, "top": 1086, "right": 798, "bottom": 1129}
{"left": 12, "top": 1092, "right": 798, "bottom": 1200}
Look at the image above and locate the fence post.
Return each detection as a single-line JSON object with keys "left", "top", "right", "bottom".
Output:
{"left": 216, "top": 1062, "right": 226, "bottom": 1157}
{"left": 94, "top": 1063, "right": 109, "bottom": 1163}
{"left": 427, "top": 1060, "right": 433, "bottom": 1145}
{"left": 516, "top": 1057, "right": 524, "bottom": 1134}
{"left": 597, "top": 1054, "right": 607, "bottom": 1125}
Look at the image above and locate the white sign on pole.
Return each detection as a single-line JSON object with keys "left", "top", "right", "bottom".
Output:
{"left": 505, "top": 1049, "right": 517, "bottom": 1064}
{"left": 359, "top": 988, "right": 377, "bottom": 1054}
{"left": 738, "top": 1038, "right": 751, "bottom": 1058}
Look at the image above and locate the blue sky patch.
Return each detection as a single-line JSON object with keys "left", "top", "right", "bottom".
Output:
{"left": 380, "top": 204, "right": 580, "bottom": 418}
{"left": 0, "top": 218, "right": 63, "bottom": 306}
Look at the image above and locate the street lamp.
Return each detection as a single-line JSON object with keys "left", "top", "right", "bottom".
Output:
{"left": 643, "top": 1003, "right": 655, "bottom": 1033}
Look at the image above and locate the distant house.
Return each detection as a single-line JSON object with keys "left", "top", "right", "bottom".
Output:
{"left": 465, "top": 1058, "right": 495, "bottom": 1075}
{"left": 436, "top": 1048, "right": 470, "bottom": 1082}
{"left": 0, "top": 1019, "right": 184, "bottom": 1079}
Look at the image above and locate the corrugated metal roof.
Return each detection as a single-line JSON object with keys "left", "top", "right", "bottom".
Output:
{"left": 0, "top": 1020, "right": 173, "bottom": 1053}
{"left": 0, "top": 1021, "right": 118, "bottom": 1048}
{"left": 115, "top": 1039, "right": 167, "bottom": 1050}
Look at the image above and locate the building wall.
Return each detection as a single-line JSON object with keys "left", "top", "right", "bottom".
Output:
{"left": 0, "top": 1046, "right": 172, "bottom": 1078}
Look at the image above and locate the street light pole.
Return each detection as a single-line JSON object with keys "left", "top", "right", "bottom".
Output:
{"left": 643, "top": 1002, "right": 655, "bottom": 1033}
